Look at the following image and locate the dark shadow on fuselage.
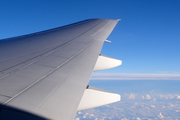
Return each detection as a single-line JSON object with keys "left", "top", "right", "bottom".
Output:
{"left": 0, "top": 105, "right": 48, "bottom": 120}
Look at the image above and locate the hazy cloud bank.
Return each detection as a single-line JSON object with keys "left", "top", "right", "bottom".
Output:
{"left": 91, "top": 73, "right": 180, "bottom": 80}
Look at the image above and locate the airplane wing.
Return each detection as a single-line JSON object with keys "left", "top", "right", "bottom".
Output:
{"left": 0, "top": 19, "right": 121, "bottom": 120}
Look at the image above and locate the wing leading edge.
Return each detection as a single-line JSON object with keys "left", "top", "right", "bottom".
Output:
{"left": 0, "top": 19, "right": 120, "bottom": 120}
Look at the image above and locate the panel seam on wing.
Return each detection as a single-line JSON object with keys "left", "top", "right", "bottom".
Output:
{"left": 90, "top": 21, "right": 111, "bottom": 36}
{"left": 0, "top": 19, "right": 105, "bottom": 80}
{"left": 2, "top": 38, "right": 97, "bottom": 105}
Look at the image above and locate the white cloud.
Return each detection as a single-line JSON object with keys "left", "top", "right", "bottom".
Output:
{"left": 136, "top": 117, "right": 141, "bottom": 120}
{"left": 121, "top": 118, "right": 129, "bottom": 120}
{"left": 78, "top": 111, "right": 82, "bottom": 114}
{"left": 85, "top": 113, "right": 89, "bottom": 115}
{"left": 91, "top": 73, "right": 180, "bottom": 80}
{"left": 146, "top": 94, "right": 151, "bottom": 99}
{"left": 168, "top": 94, "right": 174, "bottom": 99}
{"left": 151, "top": 105, "right": 155, "bottom": 108}
{"left": 170, "top": 104, "right": 174, "bottom": 107}
{"left": 160, "top": 94, "right": 174, "bottom": 99}
{"left": 158, "top": 112, "right": 164, "bottom": 119}
{"left": 142, "top": 96, "right": 144, "bottom": 99}
{"left": 175, "top": 94, "right": 180, "bottom": 99}
{"left": 128, "top": 93, "right": 136, "bottom": 99}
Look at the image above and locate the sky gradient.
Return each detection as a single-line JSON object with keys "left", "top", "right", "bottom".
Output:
{"left": 0, "top": 0, "right": 180, "bottom": 79}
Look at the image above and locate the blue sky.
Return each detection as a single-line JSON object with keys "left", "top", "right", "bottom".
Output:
{"left": 0, "top": 0, "right": 180, "bottom": 78}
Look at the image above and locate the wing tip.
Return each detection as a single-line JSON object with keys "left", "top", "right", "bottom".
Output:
{"left": 88, "top": 18, "right": 121, "bottom": 21}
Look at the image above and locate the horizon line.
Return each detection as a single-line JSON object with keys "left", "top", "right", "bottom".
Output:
{"left": 91, "top": 73, "right": 180, "bottom": 80}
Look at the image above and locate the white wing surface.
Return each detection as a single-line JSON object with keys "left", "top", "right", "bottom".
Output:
{"left": 0, "top": 19, "right": 120, "bottom": 120}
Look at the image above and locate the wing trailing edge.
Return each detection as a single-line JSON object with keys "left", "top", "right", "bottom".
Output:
{"left": 79, "top": 20, "right": 122, "bottom": 111}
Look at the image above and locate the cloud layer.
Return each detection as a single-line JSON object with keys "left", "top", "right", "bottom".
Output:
{"left": 124, "top": 93, "right": 180, "bottom": 101}
{"left": 91, "top": 73, "right": 180, "bottom": 80}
